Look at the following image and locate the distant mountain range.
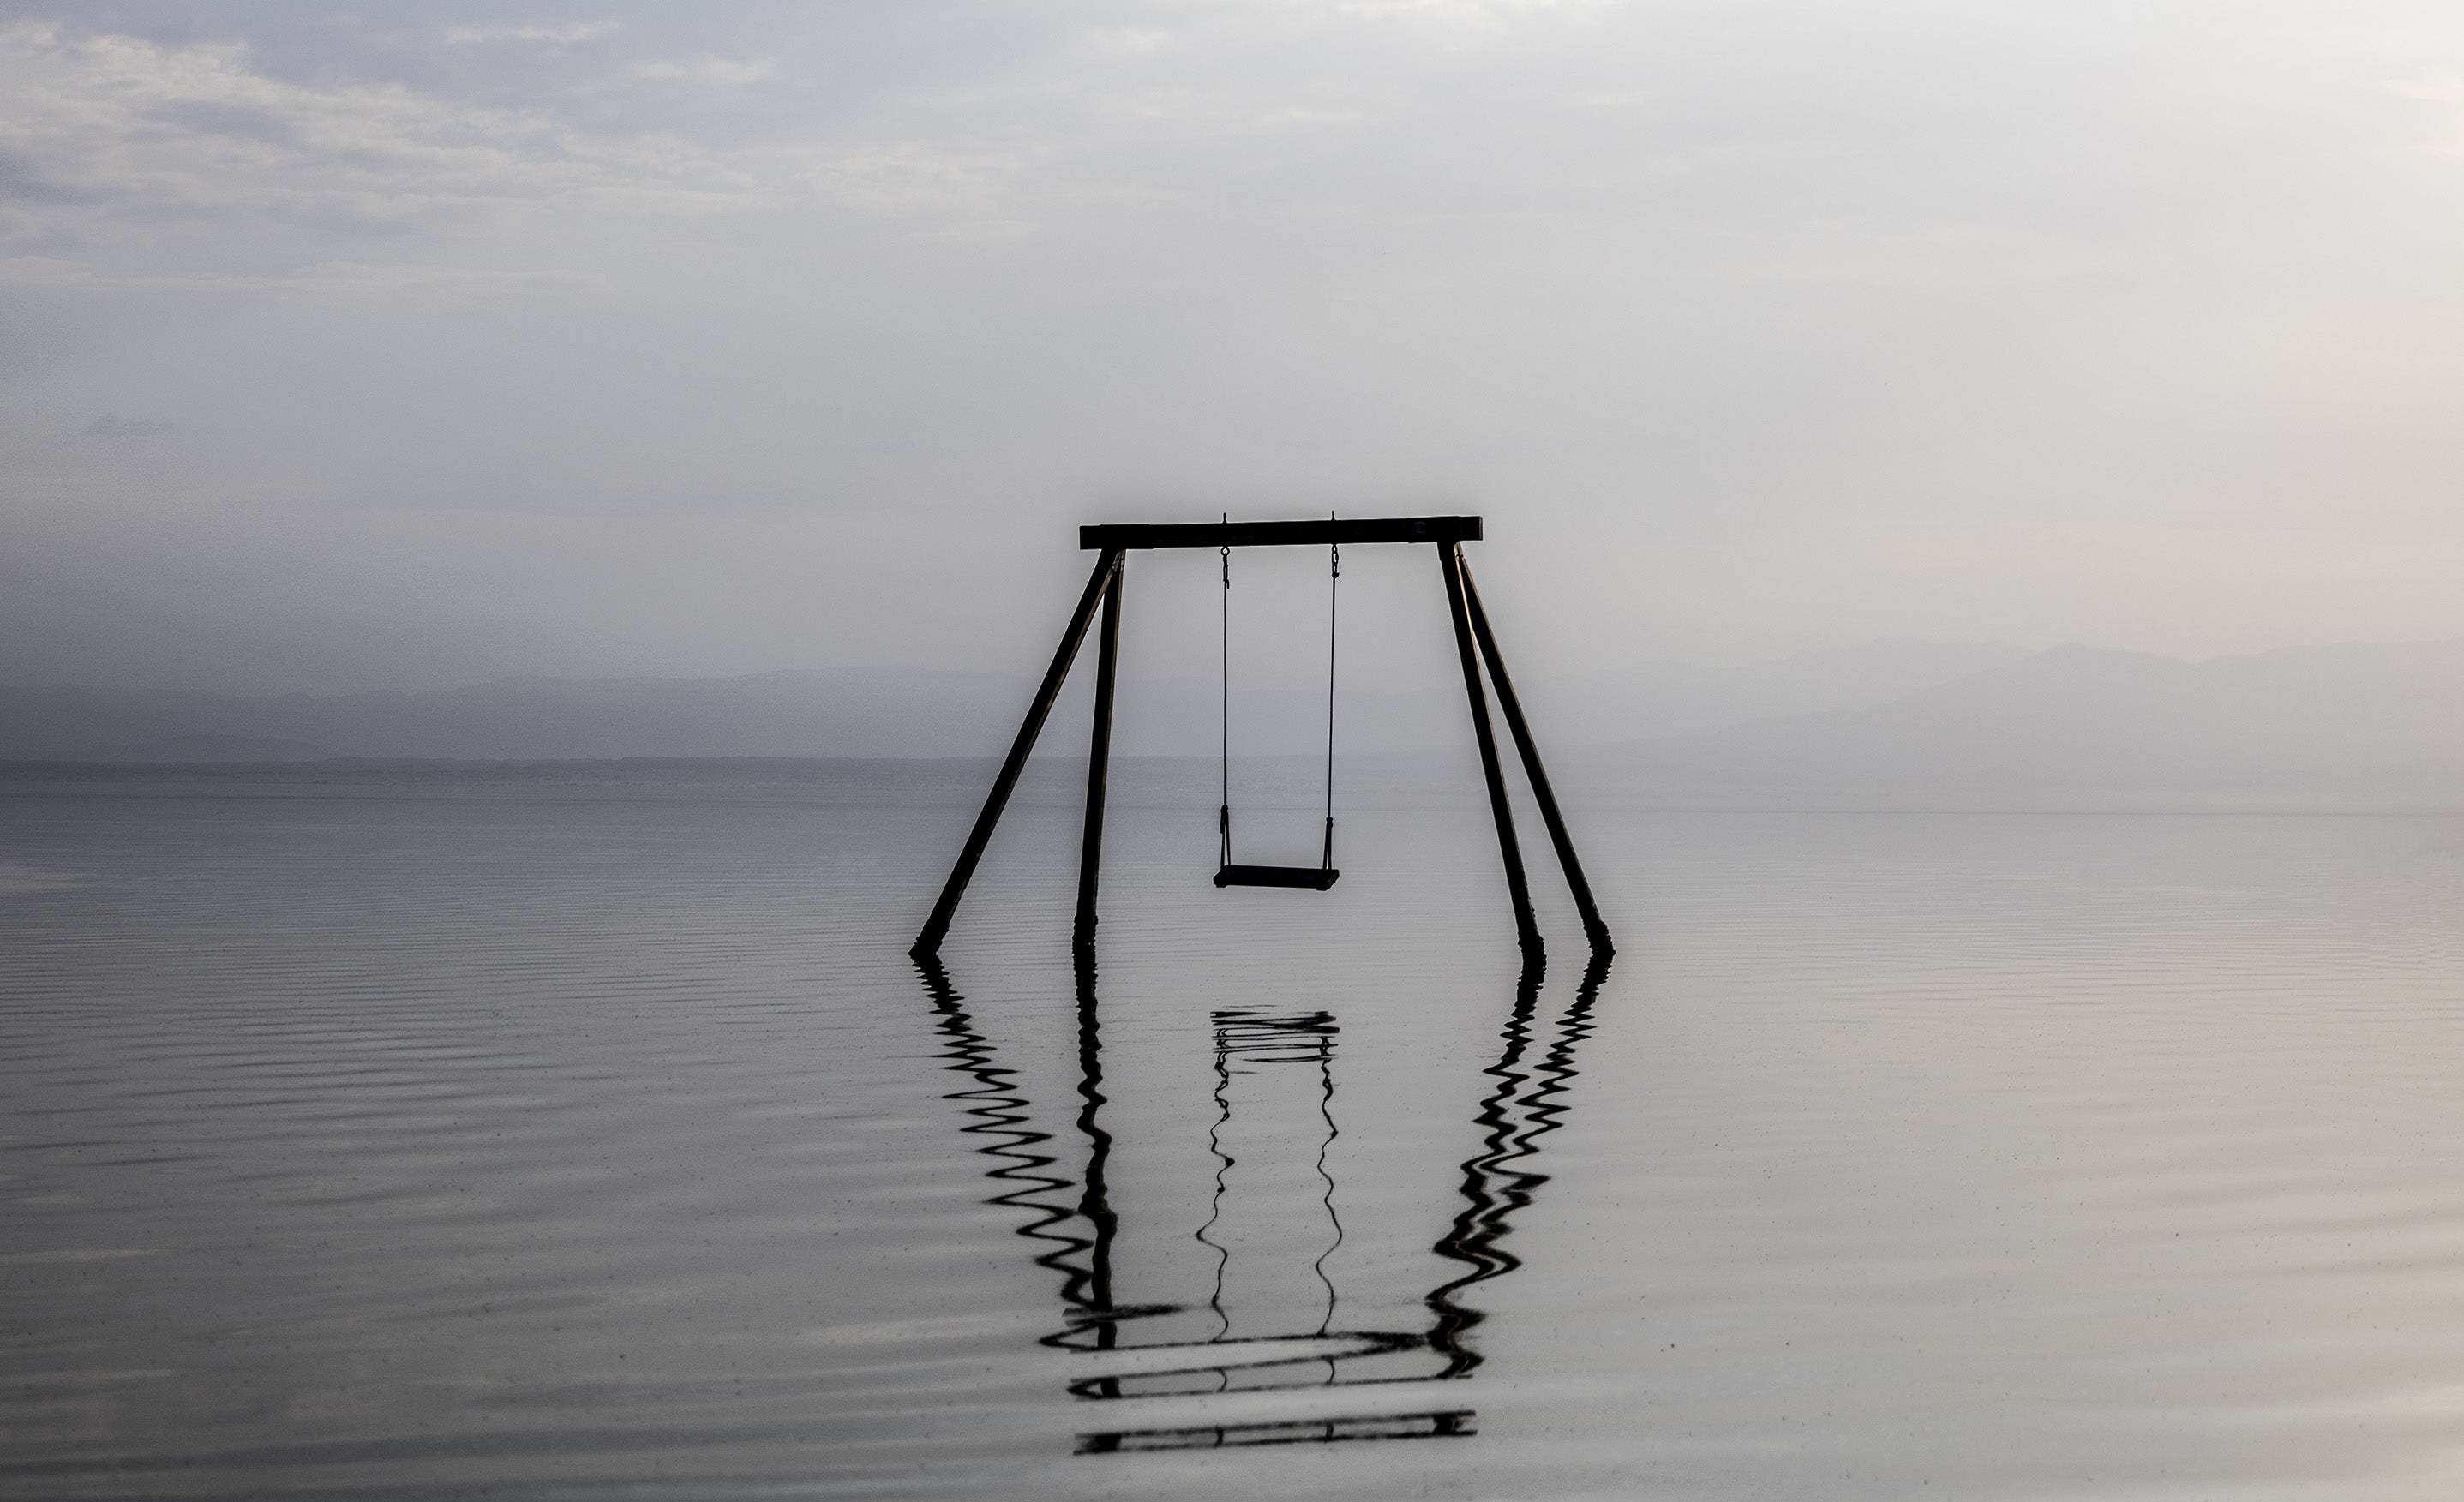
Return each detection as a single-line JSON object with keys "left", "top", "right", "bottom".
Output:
{"left": 1574, "top": 638, "right": 2464, "bottom": 802}
{"left": 0, "top": 641, "right": 2016, "bottom": 763}
{"left": 0, "top": 667, "right": 1034, "bottom": 763}
{"left": 20, "top": 637, "right": 2464, "bottom": 803}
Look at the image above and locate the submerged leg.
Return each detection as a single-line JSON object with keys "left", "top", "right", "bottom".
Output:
{"left": 1074, "top": 558, "right": 1125, "bottom": 952}
{"left": 1456, "top": 558, "right": 1612, "bottom": 955}
{"left": 1440, "top": 543, "right": 1541, "bottom": 957}
{"left": 913, "top": 549, "right": 1122, "bottom": 955}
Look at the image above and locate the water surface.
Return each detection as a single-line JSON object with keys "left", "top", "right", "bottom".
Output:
{"left": 9, "top": 773, "right": 2464, "bottom": 1497}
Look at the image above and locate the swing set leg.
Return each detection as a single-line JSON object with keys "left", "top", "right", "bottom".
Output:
{"left": 1074, "top": 555, "right": 1125, "bottom": 952}
{"left": 1441, "top": 542, "right": 1544, "bottom": 959}
{"left": 912, "top": 549, "right": 1123, "bottom": 958}
{"left": 1457, "top": 556, "right": 1614, "bottom": 956}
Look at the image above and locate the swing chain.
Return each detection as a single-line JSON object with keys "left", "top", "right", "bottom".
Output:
{"left": 1322, "top": 529, "right": 1338, "bottom": 871}
{"left": 1219, "top": 516, "right": 1232, "bottom": 872}
{"left": 1213, "top": 517, "right": 1342, "bottom": 885}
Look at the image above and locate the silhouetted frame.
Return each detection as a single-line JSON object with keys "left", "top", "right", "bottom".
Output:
{"left": 908, "top": 516, "right": 1609, "bottom": 958}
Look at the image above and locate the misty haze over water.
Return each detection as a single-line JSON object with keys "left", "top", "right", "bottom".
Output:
{"left": 26, "top": 634, "right": 2464, "bottom": 807}
{"left": 0, "top": 637, "right": 2020, "bottom": 759}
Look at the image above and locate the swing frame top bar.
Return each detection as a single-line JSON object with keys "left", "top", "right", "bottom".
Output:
{"left": 1080, "top": 515, "right": 1480, "bottom": 550}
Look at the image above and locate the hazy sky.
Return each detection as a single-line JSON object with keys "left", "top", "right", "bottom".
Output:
{"left": 7, "top": 0, "right": 2464, "bottom": 694}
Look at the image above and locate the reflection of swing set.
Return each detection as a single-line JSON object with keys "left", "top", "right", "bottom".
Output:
{"left": 910, "top": 516, "right": 1612, "bottom": 959}
{"left": 915, "top": 948, "right": 1611, "bottom": 1453}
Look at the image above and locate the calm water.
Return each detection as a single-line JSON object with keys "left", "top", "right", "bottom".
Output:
{"left": 10, "top": 771, "right": 2464, "bottom": 1498}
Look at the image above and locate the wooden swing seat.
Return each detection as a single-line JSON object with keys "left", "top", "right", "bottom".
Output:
{"left": 1214, "top": 865, "right": 1340, "bottom": 890}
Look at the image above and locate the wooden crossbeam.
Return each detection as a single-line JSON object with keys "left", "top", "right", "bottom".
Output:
{"left": 1080, "top": 516, "right": 1480, "bottom": 551}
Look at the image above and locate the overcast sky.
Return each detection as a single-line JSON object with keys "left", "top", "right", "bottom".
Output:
{"left": 6, "top": 0, "right": 2464, "bottom": 694}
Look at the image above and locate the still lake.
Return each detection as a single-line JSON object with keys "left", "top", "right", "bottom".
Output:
{"left": 9, "top": 765, "right": 2464, "bottom": 1499}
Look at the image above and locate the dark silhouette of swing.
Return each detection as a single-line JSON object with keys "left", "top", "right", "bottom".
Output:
{"left": 909, "top": 515, "right": 1610, "bottom": 960}
{"left": 1212, "top": 520, "right": 1342, "bottom": 891}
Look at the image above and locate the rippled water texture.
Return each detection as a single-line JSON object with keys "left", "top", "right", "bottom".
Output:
{"left": 11, "top": 773, "right": 2464, "bottom": 1498}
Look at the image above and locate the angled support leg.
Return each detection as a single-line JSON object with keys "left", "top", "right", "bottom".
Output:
{"left": 912, "top": 549, "right": 1123, "bottom": 956}
{"left": 1456, "top": 557, "right": 1613, "bottom": 955}
{"left": 1073, "top": 557, "right": 1125, "bottom": 952}
{"left": 1441, "top": 542, "right": 1542, "bottom": 958}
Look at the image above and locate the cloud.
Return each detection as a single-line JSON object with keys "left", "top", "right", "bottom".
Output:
{"left": 0, "top": 254, "right": 603, "bottom": 293}
{"left": 612, "top": 55, "right": 779, "bottom": 87}
{"left": 0, "top": 254, "right": 88, "bottom": 282}
{"left": 0, "top": 19, "right": 795, "bottom": 255}
{"left": 1335, "top": 0, "right": 1614, "bottom": 19}
{"left": 285, "top": 260, "right": 606, "bottom": 295}
{"left": 442, "top": 23, "right": 617, "bottom": 46}
{"left": 9, "top": 0, "right": 2464, "bottom": 697}
{"left": 2386, "top": 71, "right": 2464, "bottom": 158}
{"left": 83, "top": 415, "right": 171, "bottom": 439}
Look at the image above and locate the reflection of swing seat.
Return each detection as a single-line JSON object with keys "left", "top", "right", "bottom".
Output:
{"left": 1214, "top": 865, "right": 1340, "bottom": 890}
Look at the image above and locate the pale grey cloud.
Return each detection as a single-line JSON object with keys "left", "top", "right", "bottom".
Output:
{"left": 0, "top": 19, "right": 801, "bottom": 249}
{"left": 442, "top": 22, "right": 617, "bottom": 47}
{"left": 82, "top": 414, "right": 168, "bottom": 438}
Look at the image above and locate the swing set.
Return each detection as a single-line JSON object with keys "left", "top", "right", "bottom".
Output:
{"left": 908, "top": 516, "right": 1610, "bottom": 960}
